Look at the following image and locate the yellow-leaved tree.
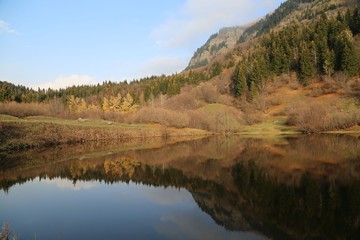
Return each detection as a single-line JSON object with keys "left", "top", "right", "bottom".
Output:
{"left": 102, "top": 93, "right": 137, "bottom": 113}
{"left": 121, "top": 92, "right": 137, "bottom": 112}
{"left": 110, "top": 93, "right": 122, "bottom": 112}
{"left": 78, "top": 98, "right": 88, "bottom": 112}
{"left": 102, "top": 97, "right": 110, "bottom": 111}
{"left": 68, "top": 95, "right": 81, "bottom": 112}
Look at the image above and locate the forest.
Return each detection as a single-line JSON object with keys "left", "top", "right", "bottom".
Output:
{"left": 233, "top": 8, "right": 360, "bottom": 98}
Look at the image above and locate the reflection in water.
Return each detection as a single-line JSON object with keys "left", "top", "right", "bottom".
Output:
{"left": 42, "top": 178, "right": 97, "bottom": 191}
{"left": 1, "top": 134, "right": 360, "bottom": 239}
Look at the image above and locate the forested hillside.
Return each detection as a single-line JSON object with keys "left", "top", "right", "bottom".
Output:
{"left": 1, "top": 0, "right": 359, "bottom": 134}
{"left": 238, "top": 0, "right": 319, "bottom": 42}
{"left": 233, "top": 8, "right": 360, "bottom": 98}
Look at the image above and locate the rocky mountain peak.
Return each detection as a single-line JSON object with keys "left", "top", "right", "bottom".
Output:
{"left": 186, "top": 26, "right": 247, "bottom": 70}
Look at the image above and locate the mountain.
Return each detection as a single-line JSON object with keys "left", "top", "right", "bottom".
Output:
{"left": 187, "top": 0, "right": 357, "bottom": 70}
{"left": 186, "top": 26, "right": 248, "bottom": 70}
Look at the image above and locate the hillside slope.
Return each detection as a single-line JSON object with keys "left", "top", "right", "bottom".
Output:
{"left": 0, "top": 0, "right": 359, "bottom": 137}
{"left": 188, "top": 0, "right": 358, "bottom": 70}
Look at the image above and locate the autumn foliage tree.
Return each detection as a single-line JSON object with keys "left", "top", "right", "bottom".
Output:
{"left": 102, "top": 93, "right": 137, "bottom": 113}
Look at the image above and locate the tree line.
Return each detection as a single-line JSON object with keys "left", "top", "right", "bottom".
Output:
{"left": 232, "top": 8, "right": 360, "bottom": 98}
{"left": 0, "top": 70, "right": 208, "bottom": 109}
{"left": 238, "top": 0, "right": 317, "bottom": 43}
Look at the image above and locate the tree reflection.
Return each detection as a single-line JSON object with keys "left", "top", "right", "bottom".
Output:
{"left": 1, "top": 134, "right": 360, "bottom": 239}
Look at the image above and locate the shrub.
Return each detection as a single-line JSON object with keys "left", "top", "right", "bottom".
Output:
{"left": 125, "top": 107, "right": 190, "bottom": 128}
{"left": 270, "top": 96, "right": 283, "bottom": 106}
{"left": 0, "top": 102, "right": 50, "bottom": 118}
{"left": 164, "top": 92, "right": 201, "bottom": 111}
{"left": 191, "top": 104, "right": 244, "bottom": 133}
{"left": 199, "top": 83, "right": 219, "bottom": 103}
{"left": 287, "top": 100, "right": 360, "bottom": 132}
{"left": 244, "top": 112, "right": 264, "bottom": 125}
{"left": 188, "top": 111, "right": 211, "bottom": 130}
{"left": 326, "top": 110, "right": 360, "bottom": 130}
{"left": 287, "top": 101, "right": 328, "bottom": 132}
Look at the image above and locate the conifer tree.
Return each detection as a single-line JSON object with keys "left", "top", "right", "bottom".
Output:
{"left": 299, "top": 41, "right": 315, "bottom": 85}
{"left": 211, "top": 61, "right": 223, "bottom": 77}
{"left": 232, "top": 62, "right": 248, "bottom": 97}
{"left": 269, "top": 42, "right": 283, "bottom": 74}
{"left": 323, "top": 49, "right": 335, "bottom": 77}
{"left": 337, "top": 29, "right": 358, "bottom": 76}
{"left": 144, "top": 86, "right": 151, "bottom": 102}
{"left": 342, "top": 44, "right": 358, "bottom": 76}
{"left": 350, "top": 8, "right": 360, "bottom": 35}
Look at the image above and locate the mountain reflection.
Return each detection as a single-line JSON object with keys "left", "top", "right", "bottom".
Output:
{"left": 1, "top": 134, "right": 360, "bottom": 239}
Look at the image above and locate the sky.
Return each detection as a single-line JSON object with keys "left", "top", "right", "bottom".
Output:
{"left": 0, "top": 0, "right": 284, "bottom": 89}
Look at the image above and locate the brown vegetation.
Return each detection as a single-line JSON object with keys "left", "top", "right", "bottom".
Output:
{"left": 0, "top": 102, "right": 51, "bottom": 118}
{"left": 125, "top": 107, "right": 191, "bottom": 128}
{"left": 287, "top": 99, "right": 360, "bottom": 133}
{"left": 0, "top": 116, "right": 210, "bottom": 152}
{"left": 0, "top": 72, "right": 359, "bottom": 135}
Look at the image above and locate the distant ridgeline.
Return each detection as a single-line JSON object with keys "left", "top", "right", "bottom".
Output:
{"left": 186, "top": 0, "right": 329, "bottom": 70}
{"left": 232, "top": 6, "right": 360, "bottom": 98}
{"left": 0, "top": 70, "right": 208, "bottom": 112}
{"left": 238, "top": 0, "right": 320, "bottom": 43}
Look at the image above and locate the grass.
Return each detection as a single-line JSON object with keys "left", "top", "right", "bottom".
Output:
{"left": 0, "top": 115, "right": 211, "bottom": 152}
{"left": 2, "top": 115, "right": 195, "bottom": 131}
{"left": 236, "top": 117, "right": 300, "bottom": 136}
{"left": 0, "top": 114, "right": 20, "bottom": 121}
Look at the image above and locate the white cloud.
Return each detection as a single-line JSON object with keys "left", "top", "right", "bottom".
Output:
{"left": 153, "top": 0, "right": 283, "bottom": 49}
{"left": 38, "top": 74, "right": 97, "bottom": 90}
{"left": 132, "top": 56, "right": 187, "bottom": 79}
{"left": 0, "top": 20, "right": 18, "bottom": 34}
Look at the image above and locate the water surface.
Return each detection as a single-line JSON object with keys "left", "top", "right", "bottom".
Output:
{"left": 1, "top": 135, "right": 360, "bottom": 239}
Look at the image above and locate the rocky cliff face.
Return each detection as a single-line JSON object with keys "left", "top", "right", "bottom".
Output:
{"left": 186, "top": 26, "right": 246, "bottom": 70}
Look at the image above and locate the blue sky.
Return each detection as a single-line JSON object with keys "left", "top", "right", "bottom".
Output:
{"left": 0, "top": 0, "right": 284, "bottom": 89}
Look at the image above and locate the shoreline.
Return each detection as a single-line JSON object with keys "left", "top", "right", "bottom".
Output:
{"left": 1, "top": 115, "right": 359, "bottom": 152}
{"left": 0, "top": 115, "right": 211, "bottom": 152}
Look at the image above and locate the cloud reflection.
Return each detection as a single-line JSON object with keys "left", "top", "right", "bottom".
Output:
{"left": 156, "top": 210, "right": 267, "bottom": 240}
{"left": 141, "top": 185, "right": 193, "bottom": 205}
{"left": 41, "top": 178, "right": 96, "bottom": 191}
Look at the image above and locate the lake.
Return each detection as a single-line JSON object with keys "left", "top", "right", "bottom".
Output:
{"left": 1, "top": 135, "right": 360, "bottom": 239}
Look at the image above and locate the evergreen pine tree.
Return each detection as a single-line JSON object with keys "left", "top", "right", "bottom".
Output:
{"left": 337, "top": 29, "right": 358, "bottom": 76}
{"left": 269, "top": 41, "right": 283, "bottom": 75}
{"left": 299, "top": 41, "right": 315, "bottom": 85}
{"left": 342, "top": 44, "right": 358, "bottom": 76}
{"left": 211, "top": 61, "right": 223, "bottom": 77}
{"left": 232, "top": 62, "right": 248, "bottom": 97}
{"left": 350, "top": 8, "right": 360, "bottom": 35}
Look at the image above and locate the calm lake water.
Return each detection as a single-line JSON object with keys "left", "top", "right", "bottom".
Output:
{"left": 1, "top": 135, "right": 360, "bottom": 239}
